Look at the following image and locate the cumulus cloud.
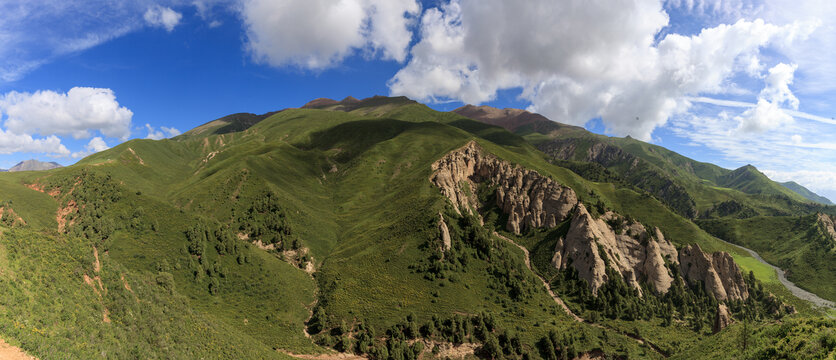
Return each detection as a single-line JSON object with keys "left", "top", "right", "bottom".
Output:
{"left": 735, "top": 63, "right": 799, "bottom": 133}
{"left": 761, "top": 63, "right": 799, "bottom": 107}
{"left": 735, "top": 99, "right": 794, "bottom": 132}
{"left": 0, "top": 87, "right": 133, "bottom": 140}
{"left": 389, "top": 0, "right": 817, "bottom": 140}
{"left": 71, "top": 137, "right": 110, "bottom": 158}
{"left": 754, "top": 0, "right": 836, "bottom": 94}
{"left": 669, "top": 99, "right": 836, "bottom": 201}
{"left": 145, "top": 124, "right": 181, "bottom": 140}
{"left": 144, "top": 5, "right": 183, "bottom": 32}
{"left": 240, "top": 0, "right": 420, "bottom": 69}
{"left": 0, "top": 129, "right": 69, "bottom": 156}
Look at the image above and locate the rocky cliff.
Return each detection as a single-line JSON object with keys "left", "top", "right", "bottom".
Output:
{"left": 713, "top": 304, "right": 732, "bottom": 333}
{"left": 431, "top": 141, "right": 749, "bottom": 300}
{"left": 431, "top": 141, "right": 576, "bottom": 234}
{"left": 817, "top": 213, "right": 836, "bottom": 243}
{"left": 679, "top": 244, "right": 749, "bottom": 301}
{"left": 438, "top": 213, "right": 452, "bottom": 251}
{"left": 551, "top": 203, "right": 678, "bottom": 295}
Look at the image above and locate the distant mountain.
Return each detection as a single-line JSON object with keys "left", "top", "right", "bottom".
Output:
{"left": 8, "top": 159, "right": 62, "bottom": 172}
{"left": 715, "top": 164, "right": 804, "bottom": 199}
{"left": 780, "top": 181, "right": 834, "bottom": 205}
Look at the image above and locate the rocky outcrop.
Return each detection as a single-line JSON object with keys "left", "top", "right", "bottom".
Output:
{"left": 431, "top": 141, "right": 576, "bottom": 234}
{"left": 551, "top": 204, "right": 676, "bottom": 296}
{"left": 431, "top": 141, "right": 749, "bottom": 300}
{"left": 438, "top": 213, "right": 452, "bottom": 251}
{"left": 679, "top": 244, "right": 748, "bottom": 301}
{"left": 817, "top": 213, "right": 836, "bottom": 243}
{"left": 713, "top": 304, "right": 732, "bottom": 333}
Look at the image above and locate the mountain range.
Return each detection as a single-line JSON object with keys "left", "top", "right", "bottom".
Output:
{"left": 0, "top": 96, "right": 832, "bottom": 359}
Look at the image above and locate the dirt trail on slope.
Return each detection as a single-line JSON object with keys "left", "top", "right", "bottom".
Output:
{"left": 278, "top": 350, "right": 366, "bottom": 360}
{"left": 0, "top": 338, "right": 36, "bottom": 360}
{"left": 493, "top": 232, "right": 669, "bottom": 358}
{"left": 493, "top": 232, "right": 584, "bottom": 322}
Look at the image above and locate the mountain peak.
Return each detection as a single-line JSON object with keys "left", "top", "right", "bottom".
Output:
{"left": 8, "top": 159, "right": 62, "bottom": 172}
{"left": 301, "top": 95, "right": 417, "bottom": 112}
{"left": 453, "top": 104, "right": 584, "bottom": 138}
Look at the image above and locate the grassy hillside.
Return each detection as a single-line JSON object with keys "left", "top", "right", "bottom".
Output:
{"left": 0, "top": 96, "right": 832, "bottom": 359}
{"left": 455, "top": 106, "right": 833, "bottom": 221}
{"left": 781, "top": 181, "right": 834, "bottom": 205}
{"left": 697, "top": 215, "right": 836, "bottom": 303}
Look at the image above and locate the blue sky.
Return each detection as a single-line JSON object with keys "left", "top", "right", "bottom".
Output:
{"left": 1, "top": 0, "right": 836, "bottom": 201}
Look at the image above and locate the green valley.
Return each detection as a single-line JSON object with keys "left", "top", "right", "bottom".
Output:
{"left": 0, "top": 96, "right": 832, "bottom": 360}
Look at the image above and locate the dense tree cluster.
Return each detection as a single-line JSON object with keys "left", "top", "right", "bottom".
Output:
{"left": 537, "top": 329, "right": 582, "bottom": 360}
{"left": 412, "top": 211, "right": 533, "bottom": 301}
{"left": 313, "top": 312, "right": 527, "bottom": 360}
{"left": 235, "top": 191, "right": 296, "bottom": 249}
{"left": 185, "top": 223, "right": 245, "bottom": 295}
{"left": 553, "top": 256, "right": 790, "bottom": 333}
{"left": 46, "top": 169, "right": 124, "bottom": 248}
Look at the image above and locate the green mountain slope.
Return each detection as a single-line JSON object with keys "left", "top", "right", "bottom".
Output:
{"left": 453, "top": 106, "right": 829, "bottom": 221}
{"left": 0, "top": 96, "right": 832, "bottom": 359}
{"left": 697, "top": 214, "right": 836, "bottom": 302}
{"left": 780, "top": 181, "right": 833, "bottom": 205}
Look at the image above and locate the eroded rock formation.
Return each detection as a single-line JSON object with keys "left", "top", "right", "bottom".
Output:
{"left": 438, "top": 213, "right": 452, "bottom": 251}
{"left": 679, "top": 244, "right": 748, "bottom": 301}
{"left": 817, "top": 213, "right": 836, "bottom": 243}
{"left": 431, "top": 141, "right": 749, "bottom": 301}
{"left": 713, "top": 303, "right": 732, "bottom": 333}
{"left": 551, "top": 204, "right": 677, "bottom": 295}
{"left": 431, "top": 141, "right": 576, "bottom": 234}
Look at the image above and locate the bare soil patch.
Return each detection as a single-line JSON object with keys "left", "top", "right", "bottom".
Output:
{"left": 0, "top": 338, "right": 36, "bottom": 360}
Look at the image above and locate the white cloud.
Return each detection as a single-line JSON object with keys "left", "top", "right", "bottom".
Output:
{"left": 761, "top": 63, "right": 799, "bottom": 108}
{"left": 87, "top": 137, "right": 111, "bottom": 152}
{"left": 688, "top": 96, "right": 836, "bottom": 125}
{"left": 0, "top": 87, "right": 133, "bottom": 140}
{"left": 239, "top": 0, "right": 420, "bottom": 69}
{"left": 735, "top": 99, "right": 794, "bottom": 133}
{"left": 0, "top": 129, "right": 69, "bottom": 156}
{"left": 0, "top": 1, "right": 158, "bottom": 82}
{"left": 754, "top": 1, "right": 836, "bottom": 94}
{"left": 71, "top": 136, "right": 110, "bottom": 158}
{"left": 144, "top": 5, "right": 183, "bottom": 32}
{"left": 734, "top": 62, "right": 799, "bottom": 133}
{"left": 145, "top": 124, "right": 181, "bottom": 140}
{"left": 388, "top": 0, "right": 816, "bottom": 140}
{"left": 668, "top": 102, "right": 836, "bottom": 203}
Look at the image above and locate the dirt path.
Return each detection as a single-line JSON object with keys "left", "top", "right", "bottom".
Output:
{"left": 493, "top": 232, "right": 584, "bottom": 322}
{"left": 493, "top": 232, "right": 669, "bottom": 358}
{"left": 0, "top": 338, "right": 36, "bottom": 360}
{"left": 278, "top": 349, "right": 366, "bottom": 360}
